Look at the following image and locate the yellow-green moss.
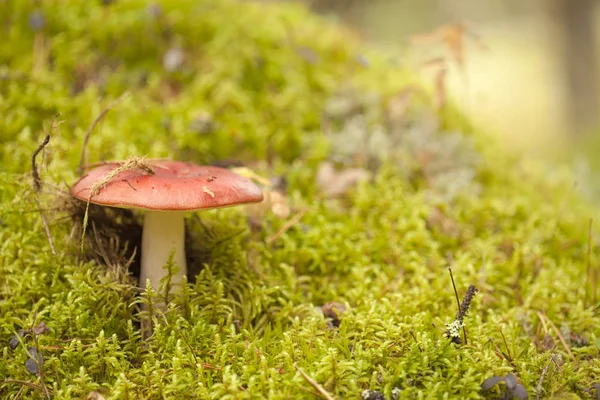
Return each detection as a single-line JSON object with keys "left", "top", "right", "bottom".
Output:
{"left": 1, "top": 1, "right": 600, "bottom": 399}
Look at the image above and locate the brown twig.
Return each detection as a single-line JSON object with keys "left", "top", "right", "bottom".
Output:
{"left": 446, "top": 257, "right": 469, "bottom": 345}
{"left": 31, "top": 113, "right": 61, "bottom": 191}
{"left": 535, "top": 360, "right": 552, "bottom": 400}
{"left": 409, "top": 329, "right": 422, "bottom": 352}
{"left": 31, "top": 115, "right": 61, "bottom": 256}
{"left": 1, "top": 379, "right": 47, "bottom": 393}
{"left": 536, "top": 311, "right": 575, "bottom": 362}
{"left": 499, "top": 330, "right": 512, "bottom": 360}
{"left": 31, "top": 134, "right": 50, "bottom": 192}
{"left": 294, "top": 363, "right": 335, "bottom": 400}
{"left": 78, "top": 92, "right": 129, "bottom": 176}
{"left": 266, "top": 209, "right": 308, "bottom": 245}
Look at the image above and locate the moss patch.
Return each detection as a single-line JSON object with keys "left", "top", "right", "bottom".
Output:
{"left": 1, "top": 1, "right": 599, "bottom": 399}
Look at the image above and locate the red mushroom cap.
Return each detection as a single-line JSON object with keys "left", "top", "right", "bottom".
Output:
{"left": 71, "top": 160, "right": 264, "bottom": 211}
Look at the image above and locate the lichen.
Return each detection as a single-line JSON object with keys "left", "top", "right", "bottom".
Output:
{"left": 1, "top": 0, "right": 600, "bottom": 399}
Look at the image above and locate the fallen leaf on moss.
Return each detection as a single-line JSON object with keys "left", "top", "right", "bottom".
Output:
{"left": 32, "top": 321, "right": 49, "bottom": 335}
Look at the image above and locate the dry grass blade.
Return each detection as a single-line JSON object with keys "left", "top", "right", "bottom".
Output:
{"left": 536, "top": 312, "right": 575, "bottom": 362}
{"left": 31, "top": 114, "right": 62, "bottom": 256}
{"left": 294, "top": 363, "right": 335, "bottom": 400}
{"left": 266, "top": 209, "right": 308, "bottom": 245}
{"left": 535, "top": 360, "right": 551, "bottom": 400}
{"left": 78, "top": 92, "right": 130, "bottom": 176}
{"left": 80, "top": 156, "right": 155, "bottom": 255}
{"left": 35, "top": 197, "right": 56, "bottom": 256}
{"left": 1, "top": 379, "right": 48, "bottom": 394}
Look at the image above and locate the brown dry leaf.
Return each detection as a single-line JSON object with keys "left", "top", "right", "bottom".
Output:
{"left": 316, "top": 162, "right": 371, "bottom": 198}
{"left": 542, "top": 333, "right": 556, "bottom": 351}
{"left": 32, "top": 322, "right": 49, "bottom": 335}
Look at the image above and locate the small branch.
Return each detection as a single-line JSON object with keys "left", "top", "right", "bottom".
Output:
{"left": 446, "top": 255, "right": 462, "bottom": 313}
{"left": 78, "top": 92, "right": 129, "bottom": 176}
{"left": 536, "top": 312, "right": 576, "bottom": 362}
{"left": 31, "top": 116, "right": 61, "bottom": 256}
{"left": 445, "top": 256, "right": 471, "bottom": 345}
{"left": 294, "top": 363, "right": 335, "bottom": 400}
{"left": 409, "top": 329, "right": 422, "bottom": 352}
{"left": 1, "top": 379, "right": 47, "bottom": 393}
{"left": 266, "top": 209, "right": 308, "bottom": 245}
{"left": 31, "top": 113, "right": 61, "bottom": 191}
{"left": 499, "top": 330, "right": 512, "bottom": 360}
{"left": 535, "top": 360, "right": 552, "bottom": 400}
{"left": 31, "top": 134, "right": 50, "bottom": 192}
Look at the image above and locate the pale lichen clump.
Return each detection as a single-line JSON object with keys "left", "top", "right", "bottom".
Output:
{"left": 1, "top": 0, "right": 600, "bottom": 399}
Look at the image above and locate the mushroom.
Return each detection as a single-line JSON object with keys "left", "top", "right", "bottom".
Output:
{"left": 71, "top": 159, "right": 264, "bottom": 294}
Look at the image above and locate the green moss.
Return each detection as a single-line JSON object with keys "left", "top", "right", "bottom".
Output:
{"left": 1, "top": 0, "right": 599, "bottom": 399}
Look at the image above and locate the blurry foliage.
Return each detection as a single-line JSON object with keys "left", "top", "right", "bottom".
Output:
{"left": 0, "top": 0, "right": 600, "bottom": 399}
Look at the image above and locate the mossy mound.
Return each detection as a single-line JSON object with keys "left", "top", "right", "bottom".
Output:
{"left": 1, "top": 1, "right": 599, "bottom": 399}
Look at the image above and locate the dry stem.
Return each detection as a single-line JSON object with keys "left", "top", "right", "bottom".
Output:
{"left": 78, "top": 92, "right": 130, "bottom": 176}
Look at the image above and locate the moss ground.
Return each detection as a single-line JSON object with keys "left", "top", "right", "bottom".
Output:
{"left": 1, "top": 1, "right": 600, "bottom": 399}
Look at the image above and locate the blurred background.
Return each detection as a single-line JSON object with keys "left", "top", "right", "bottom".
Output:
{"left": 296, "top": 0, "right": 600, "bottom": 172}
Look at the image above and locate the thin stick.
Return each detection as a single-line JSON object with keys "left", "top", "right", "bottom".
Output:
{"left": 585, "top": 219, "right": 593, "bottom": 308}
{"left": 535, "top": 360, "right": 551, "bottom": 400}
{"left": 34, "top": 197, "right": 56, "bottom": 256}
{"left": 78, "top": 92, "right": 129, "bottom": 176}
{"left": 162, "top": 313, "right": 200, "bottom": 368}
{"left": 499, "top": 329, "right": 512, "bottom": 360}
{"left": 266, "top": 209, "right": 308, "bottom": 245}
{"left": 409, "top": 329, "right": 422, "bottom": 352}
{"left": 1, "top": 379, "right": 47, "bottom": 393}
{"left": 31, "top": 134, "right": 50, "bottom": 192}
{"left": 294, "top": 363, "right": 335, "bottom": 400}
{"left": 31, "top": 116, "right": 60, "bottom": 256}
{"left": 447, "top": 263, "right": 467, "bottom": 344}
{"left": 537, "top": 311, "right": 549, "bottom": 334}
{"left": 536, "top": 312, "right": 575, "bottom": 362}
{"left": 31, "top": 114, "right": 61, "bottom": 191}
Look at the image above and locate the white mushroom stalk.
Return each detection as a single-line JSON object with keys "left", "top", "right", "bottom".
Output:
{"left": 140, "top": 210, "right": 187, "bottom": 293}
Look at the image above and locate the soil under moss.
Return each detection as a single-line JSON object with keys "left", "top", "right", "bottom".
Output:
{"left": 1, "top": 1, "right": 600, "bottom": 399}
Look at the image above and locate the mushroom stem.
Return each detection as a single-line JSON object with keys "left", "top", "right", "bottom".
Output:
{"left": 140, "top": 211, "right": 187, "bottom": 295}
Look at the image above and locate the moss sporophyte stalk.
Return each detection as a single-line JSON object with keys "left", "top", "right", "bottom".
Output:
{"left": 1, "top": 0, "right": 600, "bottom": 399}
